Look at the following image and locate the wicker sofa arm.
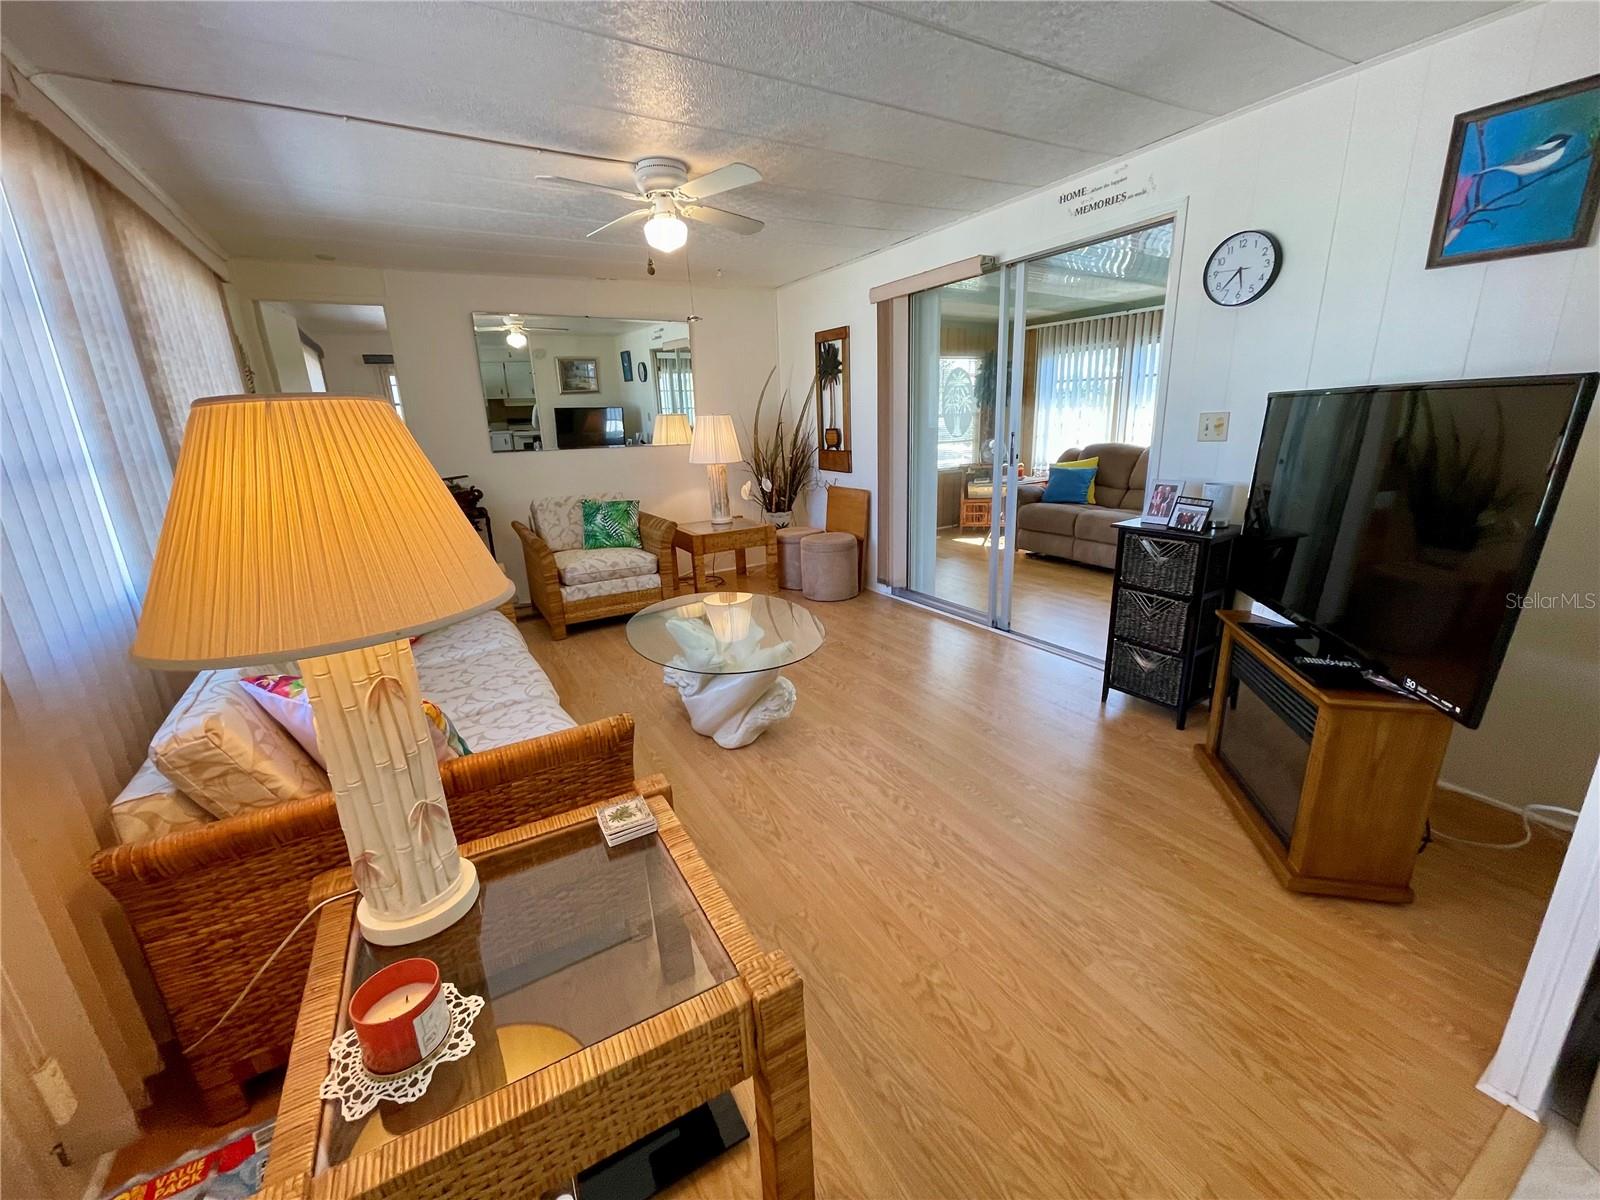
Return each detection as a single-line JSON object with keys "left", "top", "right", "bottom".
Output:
{"left": 90, "top": 714, "right": 637, "bottom": 1121}
{"left": 639, "top": 511, "right": 677, "bottom": 594}
{"left": 513, "top": 519, "right": 566, "bottom": 634}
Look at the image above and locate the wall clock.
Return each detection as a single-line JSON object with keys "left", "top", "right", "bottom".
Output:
{"left": 1203, "top": 230, "right": 1282, "bottom": 307}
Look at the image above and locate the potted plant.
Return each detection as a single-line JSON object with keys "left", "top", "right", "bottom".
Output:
{"left": 818, "top": 340, "right": 843, "bottom": 451}
{"left": 740, "top": 368, "right": 817, "bottom": 527}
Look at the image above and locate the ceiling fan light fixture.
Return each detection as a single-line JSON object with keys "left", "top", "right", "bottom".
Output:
{"left": 643, "top": 196, "right": 688, "bottom": 253}
{"left": 504, "top": 328, "right": 528, "bottom": 350}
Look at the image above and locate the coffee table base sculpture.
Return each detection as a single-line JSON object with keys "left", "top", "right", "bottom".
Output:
{"left": 664, "top": 666, "right": 796, "bottom": 748}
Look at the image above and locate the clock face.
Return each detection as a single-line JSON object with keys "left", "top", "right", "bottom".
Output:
{"left": 1204, "top": 230, "right": 1282, "bottom": 307}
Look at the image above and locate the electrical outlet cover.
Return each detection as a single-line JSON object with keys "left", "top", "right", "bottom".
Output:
{"left": 1199, "top": 411, "right": 1230, "bottom": 442}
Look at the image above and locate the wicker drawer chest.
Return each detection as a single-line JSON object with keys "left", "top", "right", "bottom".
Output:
{"left": 1101, "top": 518, "right": 1238, "bottom": 729}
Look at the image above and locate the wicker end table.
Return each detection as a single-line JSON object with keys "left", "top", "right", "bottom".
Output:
{"left": 261, "top": 791, "right": 813, "bottom": 1200}
{"left": 673, "top": 518, "right": 779, "bottom": 592}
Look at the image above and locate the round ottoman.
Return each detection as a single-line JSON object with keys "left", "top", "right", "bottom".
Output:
{"left": 801, "top": 531, "right": 860, "bottom": 602}
{"left": 775, "top": 525, "right": 821, "bottom": 590}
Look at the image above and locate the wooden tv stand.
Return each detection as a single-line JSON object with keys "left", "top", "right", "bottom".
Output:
{"left": 1195, "top": 611, "right": 1454, "bottom": 903}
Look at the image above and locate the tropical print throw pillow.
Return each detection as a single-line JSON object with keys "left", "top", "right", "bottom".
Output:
{"left": 582, "top": 498, "right": 642, "bottom": 549}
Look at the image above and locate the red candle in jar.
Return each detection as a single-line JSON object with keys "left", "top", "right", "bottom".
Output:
{"left": 349, "top": 958, "right": 449, "bottom": 1076}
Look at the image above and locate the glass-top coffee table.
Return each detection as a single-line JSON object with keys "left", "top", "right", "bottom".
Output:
{"left": 627, "top": 593, "right": 825, "bottom": 749}
{"left": 264, "top": 791, "right": 813, "bottom": 1199}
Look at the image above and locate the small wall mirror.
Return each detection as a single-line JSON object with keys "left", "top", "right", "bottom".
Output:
{"left": 472, "top": 313, "right": 693, "bottom": 452}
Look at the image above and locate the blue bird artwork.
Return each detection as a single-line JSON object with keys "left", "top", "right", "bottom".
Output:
{"left": 1431, "top": 77, "right": 1600, "bottom": 267}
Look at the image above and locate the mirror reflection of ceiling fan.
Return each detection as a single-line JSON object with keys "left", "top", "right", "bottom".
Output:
{"left": 477, "top": 315, "right": 569, "bottom": 349}
{"left": 538, "top": 157, "right": 764, "bottom": 253}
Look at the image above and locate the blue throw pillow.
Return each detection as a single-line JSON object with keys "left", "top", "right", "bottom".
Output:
{"left": 1042, "top": 465, "right": 1096, "bottom": 504}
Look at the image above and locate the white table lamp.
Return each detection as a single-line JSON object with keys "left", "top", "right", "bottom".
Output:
{"left": 132, "top": 394, "right": 514, "bottom": 946}
{"left": 654, "top": 412, "right": 692, "bottom": 446}
{"left": 689, "top": 414, "right": 742, "bottom": 527}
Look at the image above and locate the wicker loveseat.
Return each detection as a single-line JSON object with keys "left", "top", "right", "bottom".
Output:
{"left": 513, "top": 494, "right": 677, "bottom": 638}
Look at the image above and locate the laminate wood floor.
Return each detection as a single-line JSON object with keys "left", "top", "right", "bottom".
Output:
{"left": 522, "top": 581, "right": 1566, "bottom": 1200}
{"left": 929, "top": 530, "right": 1114, "bottom": 658}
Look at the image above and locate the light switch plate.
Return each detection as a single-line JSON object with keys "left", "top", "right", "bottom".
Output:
{"left": 1199, "top": 411, "right": 1230, "bottom": 442}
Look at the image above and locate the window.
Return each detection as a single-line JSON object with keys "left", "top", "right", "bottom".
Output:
{"left": 936, "top": 354, "right": 985, "bottom": 469}
{"left": 1030, "top": 307, "right": 1162, "bottom": 464}
{"left": 653, "top": 347, "right": 694, "bottom": 420}
{"left": 376, "top": 366, "right": 404, "bottom": 420}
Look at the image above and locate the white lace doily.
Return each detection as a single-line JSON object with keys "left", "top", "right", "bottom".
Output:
{"left": 319, "top": 982, "right": 485, "bottom": 1121}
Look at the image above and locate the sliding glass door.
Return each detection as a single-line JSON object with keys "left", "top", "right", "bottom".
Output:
{"left": 903, "top": 219, "right": 1176, "bottom": 659}
{"left": 906, "top": 270, "right": 1004, "bottom": 618}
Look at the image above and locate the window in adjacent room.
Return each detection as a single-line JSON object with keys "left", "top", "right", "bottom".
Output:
{"left": 653, "top": 347, "right": 694, "bottom": 420}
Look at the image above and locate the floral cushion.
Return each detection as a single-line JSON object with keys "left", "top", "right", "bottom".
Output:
{"left": 560, "top": 573, "right": 662, "bottom": 603}
{"left": 239, "top": 673, "right": 469, "bottom": 765}
{"left": 553, "top": 547, "right": 660, "bottom": 587}
{"left": 530, "top": 493, "right": 622, "bottom": 552}
{"left": 150, "top": 669, "right": 330, "bottom": 820}
{"left": 110, "top": 760, "right": 216, "bottom": 844}
{"left": 412, "top": 613, "right": 575, "bottom": 748}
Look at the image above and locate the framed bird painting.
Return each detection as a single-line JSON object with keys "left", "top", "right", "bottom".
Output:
{"left": 1429, "top": 74, "right": 1600, "bottom": 268}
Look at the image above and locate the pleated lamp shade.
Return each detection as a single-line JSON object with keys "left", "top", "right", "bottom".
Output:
{"left": 132, "top": 394, "right": 513, "bottom": 669}
{"left": 689, "top": 414, "right": 742, "bottom": 464}
{"left": 654, "top": 412, "right": 693, "bottom": 446}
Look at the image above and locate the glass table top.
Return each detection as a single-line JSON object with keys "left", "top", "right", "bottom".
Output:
{"left": 316, "top": 820, "right": 737, "bottom": 1171}
{"left": 626, "top": 592, "right": 826, "bottom": 675}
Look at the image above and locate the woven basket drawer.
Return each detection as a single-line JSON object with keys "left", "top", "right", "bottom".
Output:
{"left": 1121, "top": 533, "right": 1200, "bottom": 594}
{"left": 1109, "top": 639, "right": 1183, "bottom": 707}
{"left": 1113, "top": 590, "right": 1188, "bottom": 654}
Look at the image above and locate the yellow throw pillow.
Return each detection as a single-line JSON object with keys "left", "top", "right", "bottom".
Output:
{"left": 1055, "top": 456, "right": 1099, "bottom": 504}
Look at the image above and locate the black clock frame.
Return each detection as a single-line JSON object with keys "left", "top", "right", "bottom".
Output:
{"left": 1203, "top": 230, "right": 1283, "bottom": 308}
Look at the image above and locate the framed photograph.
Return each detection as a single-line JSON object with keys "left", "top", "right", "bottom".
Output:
{"left": 1166, "top": 496, "right": 1213, "bottom": 534}
{"left": 620, "top": 350, "right": 634, "bottom": 382}
{"left": 557, "top": 356, "right": 600, "bottom": 394}
{"left": 1143, "top": 479, "right": 1182, "bottom": 524}
{"left": 1428, "top": 74, "right": 1600, "bottom": 268}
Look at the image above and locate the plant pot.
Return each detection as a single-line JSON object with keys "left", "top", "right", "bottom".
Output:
{"left": 823, "top": 427, "right": 843, "bottom": 451}
{"left": 762, "top": 510, "right": 792, "bottom": 528}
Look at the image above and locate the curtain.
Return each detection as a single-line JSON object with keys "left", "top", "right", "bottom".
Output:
{"left": 1, "top": 99, "right": 243, "bottom": 1181}
{"left": 1029, "top": 308, "right": 1162, "bottom": 463}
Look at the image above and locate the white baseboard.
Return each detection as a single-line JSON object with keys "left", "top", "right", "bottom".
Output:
{"left": 1438, "top": 780, "right": 1581, "bottom": 832}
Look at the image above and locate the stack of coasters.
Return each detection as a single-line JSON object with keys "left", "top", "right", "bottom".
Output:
{"left": 597, "top": 796, "right": 658, "bottom": 847}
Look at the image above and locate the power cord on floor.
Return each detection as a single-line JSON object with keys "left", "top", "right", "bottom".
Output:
{"left": 1429, "top": 804, "right": 1579, "bottom": 851}
{"left": 182, "top": 888, "right": 358, "bottom": 1054}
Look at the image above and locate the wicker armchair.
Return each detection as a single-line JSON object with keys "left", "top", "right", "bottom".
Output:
{"left": 513, "top": 511, "right": 676, "bottom": 638}
{"left": 90, "top": 715, "right": 645, "bottom": 1124}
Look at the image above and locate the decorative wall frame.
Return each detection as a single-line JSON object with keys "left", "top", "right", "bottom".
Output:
{"left": 1428, "top": 74, "right": 1600, "bottom": 269}
{"left": 815, "top": 326, "right": 851, "bottom": 473}
{"left": 557, "top": 356, "right": 600, "bottom": 394}
{"left": 620, "top": 349, "right": 634, "bottom": 382}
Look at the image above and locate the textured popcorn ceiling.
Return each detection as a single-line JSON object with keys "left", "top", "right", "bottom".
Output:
{"left": 3, "top": 1, "right": 1513, "bottom": 286}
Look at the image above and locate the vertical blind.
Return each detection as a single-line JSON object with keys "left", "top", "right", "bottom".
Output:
{"left": 653, "top": 347, "right": 694, "bottom": 419}
{"left": 1029, "top": 307, "right": 1162, "bottom": 463}
{"left": 1, "top": 97, "right": 242, "bottom": 1179}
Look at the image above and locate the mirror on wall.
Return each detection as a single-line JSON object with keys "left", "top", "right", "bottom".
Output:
{"left": 472, "top": 313, "right": 694, "bottom": 452}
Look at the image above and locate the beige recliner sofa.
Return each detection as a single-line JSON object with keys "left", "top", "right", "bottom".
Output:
{"left": 1014, "top": 442, "right": 1149, "bottom": 569}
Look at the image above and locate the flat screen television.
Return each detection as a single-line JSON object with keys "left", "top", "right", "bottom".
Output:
{"left": 1237, "top": 373, "right": 1595, "bottom": 727}
{"left": 554, "top": 405, "right": 624, "bottom": 449}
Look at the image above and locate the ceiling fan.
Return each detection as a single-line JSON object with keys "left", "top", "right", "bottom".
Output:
{"left": 476, "top": 314, "right": 569, "bottom": 349}
{"left": 537, "top": 157, "right": 764, "bottom": 253}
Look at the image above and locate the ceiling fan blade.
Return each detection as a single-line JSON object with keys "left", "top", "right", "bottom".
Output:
{"left": 585, "top": 209, "right": 650, "bottom": 238}
{"left": 678, "top": 162, "right": 761, "bottom": 201}
{"left": 683, "top": 204, "right": 764, "bottom": 235}
{"left": 537, "top": 175, "right": 647, "bottom": 202}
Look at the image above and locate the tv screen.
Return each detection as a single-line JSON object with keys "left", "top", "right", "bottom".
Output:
{"left": 1238, "top": 373, "right": 1594, "bottom": 727}
{"left": 554, "top": 405, "right": 624, "bottom": 449}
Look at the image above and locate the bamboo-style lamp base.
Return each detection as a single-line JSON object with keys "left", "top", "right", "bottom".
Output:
{"left": 358, "top": 859, "right": 479, "bottom": 946}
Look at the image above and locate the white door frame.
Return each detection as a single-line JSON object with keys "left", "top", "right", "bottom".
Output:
{"left": 1478, "top": 761, "right": 1600, "bottom": 1118}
